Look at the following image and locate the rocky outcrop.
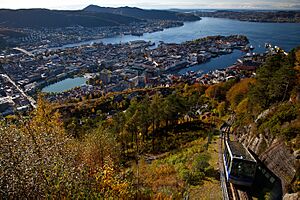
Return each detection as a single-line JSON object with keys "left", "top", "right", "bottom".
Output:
{"left": 237, "top": 125, "right": 277, "bottom": 155}
{"left": 236, "top": 123, "right": 298, "bottom": 194}
{"left": 259, "top": 141, "right": 297, "bottom": 193}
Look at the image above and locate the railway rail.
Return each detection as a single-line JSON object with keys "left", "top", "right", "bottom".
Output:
{"left": 229, "top": 183, "right": 252, "bottom": 200}
{"left": 219, "top": 137, "right": 252, "bottom": 200}
{"left": 219, "top": 114, "right": 252, "bottom": 200}
{"left": 219, "top": 134, "right": 230, "bottom": 200}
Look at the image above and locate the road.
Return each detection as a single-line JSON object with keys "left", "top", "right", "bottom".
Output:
{"left": 0, "top": 74, "right": 37, "bottom": 108}
{"left": 13, "top": 47, "right": 34, "bottom": 57}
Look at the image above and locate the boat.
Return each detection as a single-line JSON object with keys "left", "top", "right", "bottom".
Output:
{"left": 265, "top": 43, "right": 272, "bottom": 48}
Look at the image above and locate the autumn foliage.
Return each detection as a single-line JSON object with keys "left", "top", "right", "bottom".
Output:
{"left": 0, "top": 96, "right": 132, "bottom": 199}
{"left": 226, "top": 78, "right": 256, "bottom": 109}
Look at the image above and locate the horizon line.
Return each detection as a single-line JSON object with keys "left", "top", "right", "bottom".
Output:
{"left": 0, "top": 5, "right": 299, "bottom": 11}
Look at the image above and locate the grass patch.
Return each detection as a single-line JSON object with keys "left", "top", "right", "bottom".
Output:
{"left": 133, "top": 134, "right": 222, "bottom": 199}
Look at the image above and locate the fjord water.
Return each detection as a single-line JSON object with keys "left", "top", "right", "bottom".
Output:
{"left": 104, "top": 17, "right": 300, "bottom": 73}
{"left": 65, "top": 17, "right": 300, "bottom": 53}
{"left": 110, "top": 18, "right": 299, "bottom": 50}
{"left": 48, "top": 17, "right": 300, "bottom": 93}
{"left": 42, "top": 77, "right": 87, "bottom": 93}
{"left": 64, "top": 17, "right": 300, "bottom": 73}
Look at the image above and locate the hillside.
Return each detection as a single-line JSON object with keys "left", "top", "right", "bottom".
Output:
{"left": 83, "top": 5, "right": 200, "bottom": 21}
{"left": 224, "top": 47, "right": 300, "bottom": 197}
{"left": 0, "top": 28, "right": 27, "bottom": 48}
{"left": 196, "top": 10, "right": 300, "bottom": 23}
{"left": 1, "top": 47, "right": 299, "bottom": 198}
{"left": 0, "top": 6, "right": 200, "bottom": 29}
{"left": 55, "top": 46, "right": 299, "bottom": 198}
{"left": 0, "top": 9, "right": 142, "bottom": 28}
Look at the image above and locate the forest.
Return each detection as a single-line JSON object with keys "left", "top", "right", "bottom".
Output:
{"left": 1, "top": 47, "right": 299, "bottom": 198}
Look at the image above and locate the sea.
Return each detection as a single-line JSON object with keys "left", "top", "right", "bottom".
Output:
{"left": 43, "top": 17, "right": 300, "bottom": 92}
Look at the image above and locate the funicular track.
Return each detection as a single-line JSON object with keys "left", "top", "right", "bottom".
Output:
{"left": 219, "top": 114, "right": 252, "bottom": 200}
{"left": 229, "top": 183, "right": 252, "bottom": 200}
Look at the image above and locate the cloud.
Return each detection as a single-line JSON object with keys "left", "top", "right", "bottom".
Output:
{"left": 0, "top": 0, "right": 298, "bottom": 10}
{"left": 288, "top": 4, "right": 300, "bottom": 9}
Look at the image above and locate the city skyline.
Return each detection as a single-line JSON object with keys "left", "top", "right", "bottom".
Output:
{"left": 0, "top": 0, "right": 299, "bottom": 10}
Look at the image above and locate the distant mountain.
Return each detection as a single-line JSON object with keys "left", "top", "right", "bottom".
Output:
{"left": 196, "top": 10, "right": 300, "bottom": 23}
{"left": 0, "top": 28, "right": 27, "bottom": 49}
{"left": 0, "top": 6, "right": 200, "bottom": 29}
{"left": 0, "top": 9, "right": 142, "bottom": 28}
{"left": 83, "top": 5, "right": 200, "bottom": 21}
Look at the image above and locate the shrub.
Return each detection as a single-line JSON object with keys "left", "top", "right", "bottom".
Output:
{"left": 183, "top": 171, "right": 205, "bottom": 186}
{"left": 257, "top": 103, "right": 300, "bottom": 137}
{"left": 0, "top": 97, "right": 132, "bottom": 198}
{"left": 193, "top": 153, "right": 211, "bottom": 172}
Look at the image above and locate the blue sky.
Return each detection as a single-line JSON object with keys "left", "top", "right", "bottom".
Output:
{"left": 1, "top": 0, "right": 299, "bottom": 10}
